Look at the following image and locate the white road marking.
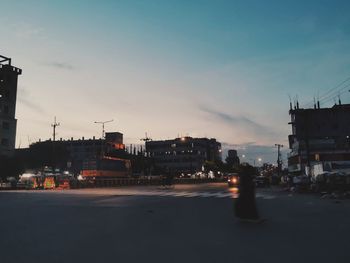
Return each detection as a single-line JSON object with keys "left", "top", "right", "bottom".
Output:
{"left": 87, "top": 189, "right": 276, "bottom": 199}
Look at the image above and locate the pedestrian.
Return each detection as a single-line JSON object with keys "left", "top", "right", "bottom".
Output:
{"left": 234, "top": 164, "right": 263, "bottom": 223}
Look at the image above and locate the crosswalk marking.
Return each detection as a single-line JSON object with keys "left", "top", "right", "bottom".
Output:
{"left": 105, "top": 189, "right": 275, "bottom": 199}
{"left": 256, "top": 193, "right": 275, "bottom": 199}
{"left": 216, "top": 193, "right": 234, "bottom": 198}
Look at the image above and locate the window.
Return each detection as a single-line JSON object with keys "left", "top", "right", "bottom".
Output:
{"left": 4, "top": 106, "right": 9, "bottom": 114}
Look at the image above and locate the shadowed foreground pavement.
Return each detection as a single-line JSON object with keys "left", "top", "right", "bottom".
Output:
{"left": 0, "top": 183, "right": 349, "bottom": 263}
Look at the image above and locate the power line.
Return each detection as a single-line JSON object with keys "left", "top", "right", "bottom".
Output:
{"left": 318, "top": 76, "right": 350, "bottom": 102}
{"left": 302, "top": 75, "right": 350, "bottom": 108}
{"left": 317, "top": 83, "right": 350, "bottom": 105}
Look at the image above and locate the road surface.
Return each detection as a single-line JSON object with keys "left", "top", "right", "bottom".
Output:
{"left": 0, "top": 183, "right": 349, "bottom": 263}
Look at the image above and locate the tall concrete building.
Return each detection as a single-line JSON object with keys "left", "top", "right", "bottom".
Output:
{"left": 0, "top": 55, "right": 22, "bottom": 156}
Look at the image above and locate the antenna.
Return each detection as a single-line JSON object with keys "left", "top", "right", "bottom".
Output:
{"left": 94, "top": 119, "right": 113, "bottom": 139}
{"left": 51, "top": 117, "right": 60, "bottom": 142}
{"left": 288, "top": 94, "right": 292, "bottom": 110}
{"left": 296, "top": 94, "right": 299, "bottom": 109}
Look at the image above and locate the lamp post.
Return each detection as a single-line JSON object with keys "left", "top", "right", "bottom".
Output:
{"left": 94, "top": 119, "right": 113, "bottom": 139}
{"left": 94, "top": 119, "right": 113, "bottom": 158}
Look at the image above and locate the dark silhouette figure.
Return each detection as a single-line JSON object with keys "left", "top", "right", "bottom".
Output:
{"left": 165, "top": 172, "right": 173, "bottom": 186}
{"left": 234, "top": 165, "right": 260, "bottom": 222}
{"left": 162, "top": 166, "right": 173, "bottom": 187}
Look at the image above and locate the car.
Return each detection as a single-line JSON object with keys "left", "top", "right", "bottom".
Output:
{"left": 227, "top": 173, "right": 239, "bottom": 187}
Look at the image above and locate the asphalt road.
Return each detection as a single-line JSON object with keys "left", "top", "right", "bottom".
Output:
{"left": 0, "top": 183, "right": 349, "bottom": 263}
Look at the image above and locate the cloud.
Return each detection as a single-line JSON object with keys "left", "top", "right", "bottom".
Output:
{"left": 18, "top": 98, "right": 44, "bottom": 113}
{"left": 221, "top": 141, "right": 289, "bottom": 165}
{"left": 47, "top": 62, "right": 74, "bottom": 70}
{"left": 17, "top": 87, "right": 45, "bottom": 113}
{"left": 198, "top": 105, "right": 276, "bottom": 139}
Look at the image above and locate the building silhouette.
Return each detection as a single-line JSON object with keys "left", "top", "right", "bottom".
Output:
{"left": 16, "top": 132, "right": 126, "bottom": 174}
{"left": 146, "top": 136, "right": 222, "bottom": 174}
{"left": 0, "top": 55, "right": 22, "bottom": 157}
{"left": 225, "top": 149, "right": 240, "bottom": 168}
{"left": 288, "top": 102, "right": 350, "bottom": 174}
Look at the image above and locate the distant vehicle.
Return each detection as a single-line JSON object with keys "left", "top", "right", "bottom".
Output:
{"left": 227, "top": 173, "right": 239, "bottom": 187}
{"left": 255, "top": 176, "right": 270, "bottom": 187}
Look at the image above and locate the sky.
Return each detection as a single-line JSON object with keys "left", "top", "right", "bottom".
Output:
{"left": 1, "top": 0, "right": 350, "bottom": 165}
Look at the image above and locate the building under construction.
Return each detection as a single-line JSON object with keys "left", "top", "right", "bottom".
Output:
{"left": 0, "top": 55, "right": 21, "bottom": 157}
{"left": 16, "top": 132, "right": 131, "bottom": 177}
{"left": 288, "top": 102, "right": 350, "bottom": 175}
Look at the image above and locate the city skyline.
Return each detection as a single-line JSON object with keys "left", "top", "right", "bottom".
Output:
{"left": 1, "top": 0, "right": 350, "bottom": 163}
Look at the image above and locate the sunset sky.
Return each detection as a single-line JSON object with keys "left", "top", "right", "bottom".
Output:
{"left": 1, "top": 0, "right": 350, "bottom": 164}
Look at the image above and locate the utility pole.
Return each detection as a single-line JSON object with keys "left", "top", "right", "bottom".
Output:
{"left": 140, "top": 132, "right": 152, "bottom": 156}
{"left": 51, "top": 116, "right": 60, "bottom": 142}
{"left": 51, "top": 117, "right": 60, "bottom": 172}
{"left": 275, "top": 144, "right": 283, "bottom": 177}
{"left": 94, "top": 119, "right": 113, "bottom": 139}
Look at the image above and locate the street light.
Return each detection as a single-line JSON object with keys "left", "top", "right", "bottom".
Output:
{"left": 94, "top": 119, "right": 113, "bottom": 158}
{"left": 94, "top": 119, "right": 113, "bottom": 139}
{"left": 241, "top": 155, "right": 262, "bottom": 167}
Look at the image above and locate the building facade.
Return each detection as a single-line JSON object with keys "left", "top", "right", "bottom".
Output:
{"left": 0, "top": 56, "right": 21, "bottom": 156}
{"left": 146, "top": 137, "right": 222, "bottom": 174}
{"left": 17, "top": 132, "right": 126, "bottom": 174}
{"left": 288, "top": 103, "right": 350, "bottom": 175}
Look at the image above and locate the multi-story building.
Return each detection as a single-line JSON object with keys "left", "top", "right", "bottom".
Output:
{"left": 0, "top": 55, "right": 22, "bottom": 156}
{"left": 17, "top": 132, "right": 126, "bottom": 174}
{"left": 146, "top": 137, "right": 222, "bottom": 174}
{"left": 288, "top": 102, "right": 350, "bottom": 175}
